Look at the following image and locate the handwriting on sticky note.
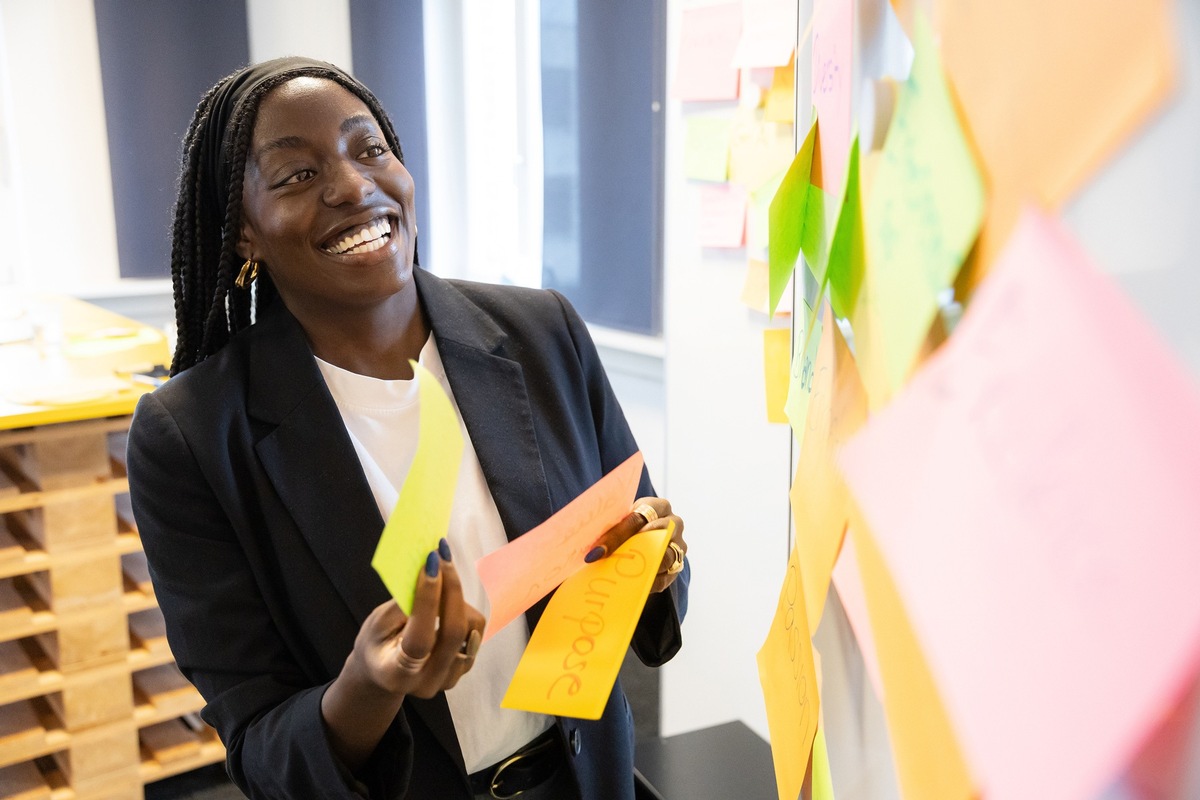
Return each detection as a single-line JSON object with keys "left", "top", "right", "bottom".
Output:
{"left": 864, "top": 12, "right": 984, "bottom": 392}
{"left": 758, "top": 543, "right": 820, "bottom": 800}
{"left": 811, "top": 0, "right": 854, "bottom": 201}
{"left": 502, "top": 525, "right": 672, "bottom": 719}
{"left": 477, "top": 451, "right": 644, "bottom": 640}
{"left": 372, "top": 361, "right": 463, "bottom": 613}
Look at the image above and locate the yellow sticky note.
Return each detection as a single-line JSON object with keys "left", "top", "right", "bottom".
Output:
{"left": 791, "top": 305, "right": 868, "bottom": 631}
{"left": 757, "top": 543, "right": 820, "bottom": 800}
{"left": 371, "top": 361, "right": 464, "bottom": 613}
{"left": 763, "top": 327, "right": 791, "bottom": 424}
{"left": 741, "top": 259, "right": 772, "bottom": 313}
{"left": 502, "top": 524, "right": 673, "bottom": 720}
{"left": 850, "top": 512, "right": 975, "bottom": 800}
{"left": 684, "top": 116, "right": 733, "bottom": 182}
{"left": 749, "top": 170, "right": 786, "bottom": 253}
{"left": 765, "top": 54, "right": 796, "bottom": 123}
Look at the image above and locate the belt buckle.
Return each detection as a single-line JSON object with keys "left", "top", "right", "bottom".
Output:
{"left": 489, "top": 750, "right": 529, "bottom": 799}
{"left": 488, "top": 738, "right": 553, "bottom": 799}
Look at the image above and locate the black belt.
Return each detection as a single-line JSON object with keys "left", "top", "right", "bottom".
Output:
{"left": 467, "top": 727, "right": 564, "bottom": 799}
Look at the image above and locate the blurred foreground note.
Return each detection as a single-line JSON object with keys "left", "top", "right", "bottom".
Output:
{"left": 757, "top": 543, "right": 820, "bottom": 800}
{"left": 372, "top": 362, "right": 464, "bottom": 613}
{"left": 674, "top": 3, "right": 741, "bottom": 101}
{"left": 732, "top": 0, "right": 797, "bottom": 68}
{"left": 850, "top": 511, "right": 975, "bottom": 800}
{"left": 477, "top": 451, "right": 644, "bottom": 640}
{"left": 864, "top": 12, "right": 984, "bottom": 393}
{"left": 839, "top": 209, "right": 1200, "bottom": 800}
{"left": 939, "top": 0, "right": 1176, "bottom": 295}
{"left": 767, "top": 118, "right": 818, "bottom": 316}
{"left": 501, "top": 524, "right": 672, "bottom": 719}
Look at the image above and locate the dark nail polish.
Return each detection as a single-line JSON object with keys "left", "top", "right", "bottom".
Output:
{"left": 584, "top": 545, "right": 606, "bottom": 563}
{"left": 438, "top": 538, "right": 452, "bottom": 562}
{"left": 425, "top": 551, "right": 440, "bottom": 578}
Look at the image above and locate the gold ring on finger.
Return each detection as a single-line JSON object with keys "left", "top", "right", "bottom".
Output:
{"left": 632, "top": 503, "right": 659, "bottom": 526}
{"left": 666, "top": 542, "right": 685, "bottom": 575}
{"left": 396, "top": 638, "right": 431, "bottom": 672}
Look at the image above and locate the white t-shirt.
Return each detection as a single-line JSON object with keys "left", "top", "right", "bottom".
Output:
{"left": 315, "top": 336, "right": 552, "bottom": 773}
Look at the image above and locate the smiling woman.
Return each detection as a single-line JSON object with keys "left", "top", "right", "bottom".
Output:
{"left": 124, "top": 57, "right": 689, "bottom": 800}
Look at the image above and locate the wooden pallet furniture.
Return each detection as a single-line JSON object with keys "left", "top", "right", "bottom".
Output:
{"left": 1, "top": 297, "right": 224, "bottom": 800}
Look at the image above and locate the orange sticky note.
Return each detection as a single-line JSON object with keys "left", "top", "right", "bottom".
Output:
{"left": 476, "top": 451, "right": 644, "bottom": 641}
{"left": 764, "top": 55, "right": 796, "bottom": 124}
{"left": 939, "top": 0, "right": 1176, "bottom": 296}
{"left": 763, "top": 327, "right": 791, "bottom": 424}
{"left": 851, "top": 507, "right": 975, "bottom": 800}
{"left": 740, "top": 259, "right": 772, "bottom": 313}
{"left": 501, "top": 524, "right": 673, "bottom": 719}
{"left": 674, "top": 3, "right": 742, "bottom": 101}
{"left": 790, "top": 305, "right": 867, "bottom": 631}
{"left": 757, "top": 543, "right": 820, "bottom": 800}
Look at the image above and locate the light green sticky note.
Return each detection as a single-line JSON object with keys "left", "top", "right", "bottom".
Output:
{"left": 767, "top": 115, "right": 818, "bottom": 318}
{"left": 683, "top": 116, "right": 732, "bottom": 182}
{"left": 784, "top": 291, "right": 824, "bottom": 442}
{"left": 371, "top": 361, "right": 464, "bottom": 613}
{"left": 864, "top": 11, "right": 985, "bottom": 391}
{"left": 812, "top": 727, "right": 836, "bottom": 800}
{"left": 801, "top": 181, "right": 830, "bottom": 286}
{"left": 827, "top": 137, "right": 864, "bottom": 322}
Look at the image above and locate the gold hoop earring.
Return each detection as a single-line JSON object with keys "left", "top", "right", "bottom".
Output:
{"left": 235, "top": 260, "right": 259, "bottom": 289}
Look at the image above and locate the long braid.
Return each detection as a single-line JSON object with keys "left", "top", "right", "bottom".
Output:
{"left": 169, "top": 63, "right": 408, "bottom": 375}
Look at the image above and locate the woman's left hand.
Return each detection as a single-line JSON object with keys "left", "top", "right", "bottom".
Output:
{"left": 585, "top": 497, "right": 687, "bottom": 593}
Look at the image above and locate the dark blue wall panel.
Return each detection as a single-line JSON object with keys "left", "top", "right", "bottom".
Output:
{"left": 348, "top": 0, "right": 431, "bottom": 270}
{"left": 93, "top": 0, "right": 250, "bottom": 279}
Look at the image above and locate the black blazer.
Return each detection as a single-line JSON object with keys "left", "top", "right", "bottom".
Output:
{"left": 127, "top": 268, "right": 688, "bottom": 800}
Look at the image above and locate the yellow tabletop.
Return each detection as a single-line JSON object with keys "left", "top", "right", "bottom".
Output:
{"left": 0, "top": 293, "right": 171, "bottom": 431}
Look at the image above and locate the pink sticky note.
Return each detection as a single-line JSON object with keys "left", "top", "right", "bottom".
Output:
{"left": 837, "top": 208, "right": 1200, "bottom": 800}
{"left": 731, "top": 0, "right": 797, "bottom": 69}
{"left": 674, "top": 4, "right": 741, "bottom": 101}
{"left": 830, "top": 528, "right": 885, "bottom": 701}
{"left": 477, "top": 451, "right": 644, "bottom": 641}
{"left": 811, "top": 0, "right": 853, "bottom": 200}
{"left": 698, "top": 183, "right": 747, "bottom": 249}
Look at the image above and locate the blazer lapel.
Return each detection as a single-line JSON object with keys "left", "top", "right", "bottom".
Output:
{"left": 246, "top": 301, "right": 467, "bottom": 775}
{"left": 416, "top": 269, "right": 555, "bottom": 541}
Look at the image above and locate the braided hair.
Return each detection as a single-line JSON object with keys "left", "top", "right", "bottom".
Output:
{"left": 168, "top": 58, "right": 408, "bottom": 375}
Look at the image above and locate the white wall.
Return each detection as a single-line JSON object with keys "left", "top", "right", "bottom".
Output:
{"left": 246, "top": 0, "right": 352, "bottom": 69}
{"left": 659, "top": 0, "right": 794, "bottom": 740}
{"left": 0, "top": 0, "right": 120, "bottom": 292}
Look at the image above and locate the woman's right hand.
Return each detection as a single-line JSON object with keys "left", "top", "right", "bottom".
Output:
{"left": 322, "top": 539, "right": 486, "bottom": 771}
{"left": 351, "top": 539, "right": 487, "bottom": 698}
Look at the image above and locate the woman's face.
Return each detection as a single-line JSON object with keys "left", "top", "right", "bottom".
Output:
{"left": 237, "top": 77, "right": 417, "bottom": 312}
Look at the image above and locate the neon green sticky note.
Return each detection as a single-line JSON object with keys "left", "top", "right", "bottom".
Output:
{"left": 684, "top": 116, "right": 732, "bottom": 182}
{"left": 864, "top": 12, "right": 985, "bottom": 391}
{"left": 812, "top": 727, "right": 836, "bottom": 800}
{"left": 767, "top": 116, "right": 818, "bottom": 318}
{"left": 371, "top": 361, "right": 464, "bottom": 613}
{"left": 827, "top": 137, "right": 864, "bottom": 322}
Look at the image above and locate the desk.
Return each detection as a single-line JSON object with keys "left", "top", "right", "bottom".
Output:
{"left": 636, "top": 721, "right": 779, "bottom": 800}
